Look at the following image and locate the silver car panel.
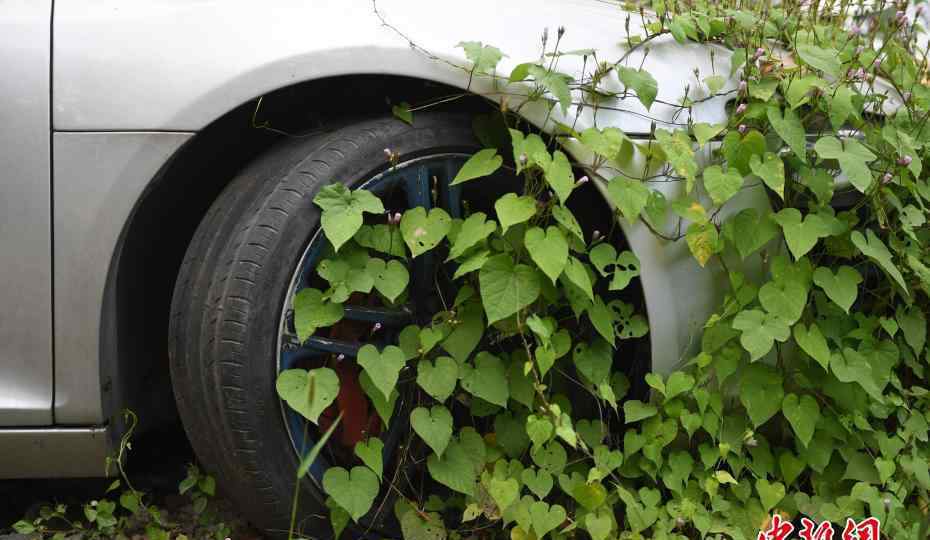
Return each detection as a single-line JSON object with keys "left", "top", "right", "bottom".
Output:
{"left": 0, "top": 426, "right": 111, "bottom": 478}
{"left": 0, "top": 0, "right": 54, "bottom": 426}
{"left": 53, "top": 132, "right": 192, "bottom": 424}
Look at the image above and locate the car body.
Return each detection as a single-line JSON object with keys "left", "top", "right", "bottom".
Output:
{"left": 0, "top": 0, "right": 762, "bottom": 479}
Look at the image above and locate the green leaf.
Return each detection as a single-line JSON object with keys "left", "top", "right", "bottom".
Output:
{"left": 447, "top": 212, "right": 497, "bottom": 260}
{"left": 749, "top": 152, "right": 785, "bottom": 200}
{"left": 740, "top": 363, "right": 784, "bottom": 427}
{"left": 392, "top": 102, "right": 413, "bottom": 125}
{"left": 723, "top": 129, "right": 766, "bottom": 175}
{"left": 12, "top": 521, "right": 35, "bottom": 535}
{"left": 453, "top": 249, "right": 491, "bottom": 280}
{"left": 733, "top": 309, "right": 790, "bottom": 361}
{"left": 796, "top": 43, "right": 843, "bottom": 77}
{"left": 527, "top": 65, "right": 573, "bottom": 114}
{"left": 617, "top": 66, "right": 659, "bottom": 110}
{"left": 479, "top": 254, "right": 541, "bottom": 324}
{"left": 607, "top": 176, "right": 650, "bottom": 224}
{"left": 411, "top": 405, "right": 453, "bottom": 457}
{"left": 665, "top": 372, "right": 695, "bottom": 400}
{"left": 314, "top": 184, "right": 385, "bottom": 251}
{"left": 400, "top": 207, "right": 452, "bottom": 258}
{"left": 276, "top": 368, "right": 339, "bottom": 425}
{"left": 552, "top": 205, "right": 585, "bottom": 245}
{"left": 814, "top": 136, "right": 877, "bottom": 193}
{"left": 793, "top": 323, "right": 831, "bottom": 371}
{"left": 771, "top": 208, "right": 834, "bottom": 260}
{"left": 530, "top": 501, "right": 567, "bottom": 538}
{"left": 829, "top": 85, "right": 854, "bottom": 129}
{"left": 850, "top": 230, "right": 909, "bottom": 295}
{"left": 460, "top": 352, "right": 509, "bottom": 407}
{"left": 562, "top": 257, "right": 594, "bottom": 301}
{"left": 457, "top": 41, "right": 504, "bottom": 74}
{"left": 782, "top": 393, "right": 820, "bottom": 447}
{"left": 494, "top": 193, "right": 537, "bottom": 234}
{"left": 354, "top": 438, "right": 384, "bottom": 479}
{"left": 812, "top": 266, "right": 862, "bottom": 313}
{"left": 704, "top": 74, "right": 726, "bottom": 94}
{"left": 524, "top": 226, "right": 569, "bottom": 284}
{"left": 544, "top": 151, "right": 576, "bottom": 204}
{"left": 624, "top": 400, "right": 657, "bottom": 423}
{"left": 451, "top": 149, "right": 503, "bottom": 186}
{"left": 587, "top": 297, "right": 616, "bottom": 347}
{"left": 323, "top": 466, "right": 379, "bottom": 523}
{"left": 703, "top": 165, "right": 743, "bottom": 206}
{"left": 755, "top": 478, "right": 786, "bottom": 512}
{"left": 580, "top": 127, "right": 631, "bottom": 161}
{"left": 897, "top": 305, "right": 927, "bottom": 356}
{"left": 758, "top": 277, "right": 808, "bottom": 324}
{"left": 655, "top": 129, "right": 697, "bottom": 192}
{"left": 686, "top": 221, "right": 720, "bottom": 267}
{"left": 441, "top": 301, "right": 484, "bottom": 362}
{"left": 293, "top": 288, "right": 344, "bottom": 342}
{"left": 522, "top": 468, "right": 554, "bottom": 498}
{"left": 693, "top": 123, "right": 725, "bottom": 147}
{"left": 416, "top": 356, "right": 458, "bottom": 402}
{"left": 427, "top": 430, "right": 484, "bottom": 496}
{"left": 722, "top": 208, "right": 777, "bottom": 259}
{"left": 572, "top": 481, "right": 608, "bottom": 511}
{"left": 357, "top": 345, "right": 406, "bottom": 401}
{"left": 488, "top": 475, "right": 521, "bottom": 512}
{"left": 400, "top": 510, "right": 447, "bottom": 540}
{"left": 355, "top": 224, "right": 406, "bottom": 257}
{"left": 373, "top": 259, "right": 409, "bottom": 303}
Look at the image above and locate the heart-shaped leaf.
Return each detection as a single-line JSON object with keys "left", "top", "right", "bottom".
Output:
{"left": 617, "top": 66, "right": 658, "bottom": 109}
{"left": 401, "top": 207, "right": 452, "bottom": 257}
{"left": 585, "top": 509, "right": 613, "bottom": 540}
{"left": 314, "top": 184, "right": 385, "bottom": 251}
{"left": 400, "top": 510, "right": 447, "bottom": 540}
{"left": 530, "top": 501, "right": 567, "bottom": 538}
{"left": 357, "top": 345, "right": 406, "bottom": 401}
{"left": 851, "top": 230, "right": 909, "bottom": 295}
{"left": 703, "top": 165, "right": 743, "bottom": 205}
{"left": 655, "top": 129, "right": 698, "bottom": 191}
{"left": 479, "top": 254, "right": 541, "bottom": 324}
{"left": 749, "top": 152, "right": 785, "bottom": 200}
{"left": 495, "top": 193, "right": 537, "bottom": 234}
{"left": 521, "top": 468, "right": 553, "bottom": 498}
{"left": 416, "top": 356, "right": 458, "bottom": 402}
{"left": 766, "top": 106, "right": 806, "bottom": 162}
{"left": 778, "top": 451, "right": 805, "bottom": 485}
{"left": 447, "top": 212, "right": 497, "bottom": 260}
{"left": 427, "top": 431, "right": 484, "bottom": 496}
{"left": 722, "top": 208, "right": 778, "bottom": 260}
{"left": 359, "top": 371, "right": 398, "bottom": 425}
{"left": 607, "top": 177, "right": 651, "bottom": 224}
{"left": 771, "top": 208, "right": 836, "bottom": 260}
{"left": 354, "top": 438, "right": 384, "bottom": 479}
{"left": 733, "top": 309, "right": 791, "bottom": 361}
{"left": 276, "top": 368, "right": 339, "bottom": 425}
{"left": 531, "top": 441, "right": 567, "bottom": 475}
{"left": 488, "top": 476, "right": 520, "bottom": 512}
{"left": 755, "top": 478, "right": 786, "bottom": 512}
{"left": 524, "top": 226, "right": 569, "bottom": 284}
{"left": 813, "top": 265, "right": 861, "bottom": 313}
{"left": 740, "top": 363, "right": 784, "bottom": 427}
{"left": 758, "top": 278, "right": 808, "bottom": 324}
{"left": 294, "top": 288, "right": 344, "bottom": 342}
{"left": 544, "top": 151, "right": 576, "bottom": 205}
{"left": 526, "top": 414, "right": 554, "bottom": 449}
{"left": 782, "top": 393, "right": 820, "bottom": 447}
{"left": 322, "top": 466, "right": 379, "bottom": 522}
{"left": 451, "top": 149, "right": 502, "bottom": 186}
{"left": 441, "top": 301, "right": 484, "bottom": 362}
{"left": 793, "top": 323, "right": 831, "bottom": 370}
{"left": 374, "top": 260, "right": 409, "bottom": 303}
{"left": 572, "top": 481, "right": 607, "bottom": 510}
{"left": 459, "top": 352, "right": 509, "bottom": 407}
{"left": 411, "top": 405, "right": 453, "bottom": 457}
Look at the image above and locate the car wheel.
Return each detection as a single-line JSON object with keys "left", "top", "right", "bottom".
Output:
{"left": 168, "top": 112, "right": 646, "bottom": 537}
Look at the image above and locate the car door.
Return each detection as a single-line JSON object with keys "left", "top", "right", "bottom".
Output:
{"left": 0, "top": 0, "right": 54, "bottom": 425}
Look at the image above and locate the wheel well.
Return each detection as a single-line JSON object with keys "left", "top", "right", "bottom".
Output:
{"left": 104, "top": 74, "right": 645, "bottom": 432}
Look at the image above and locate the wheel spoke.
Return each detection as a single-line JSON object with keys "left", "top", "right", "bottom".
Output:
{"left": 438, "top": 158, "right": 464, "bottom": 219}
{"left": 343, "top": 305, "right": 413, "bottom": 326}
{"left": 303, "top": 336, "right": 361, "bottom": 357}
{"left": 404, "top": 164, "right": 433, "bottom": 210}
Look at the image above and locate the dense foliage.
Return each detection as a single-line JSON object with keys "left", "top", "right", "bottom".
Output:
{"left": 283, "top": 1, "right": 930, "bottom": 539}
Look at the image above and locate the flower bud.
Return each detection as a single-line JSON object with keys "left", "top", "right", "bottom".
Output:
{"left": 738, "top": 80, "right": 748, "bottom": 94}
{"left": 903, "top": 91, "right": 912, "bottom": 102}
{"left": 738, "top": 124, "right": 748, "bottom": 134}
{"left": 336, "top": 354, "right": 345, "bottom": 361}
{"left": 735, "top": 103, "right": 748, "bottom": 115}
{"left": 899, "top": 155, "right": 913, "bottom": 166}
{"left": 519, "top": 153, "right": 528, "bottom": 164}
{"left": 896, "top": 10, "right": 907, "bottom": 24}
{"left": 575, "top": 175, "right": 589, "bottom": 186}
{"left": 752, "top": 47, "right": 765, "bottom": 60}
{"left": 383, "top": 148, "right": 392, "bottom": 157}
{"left": 557, "top": 26, "right": 565, "bottom": 38}
{"left": 883, "top": 497, "right": 892, "bottom": 512}
{"left": 592, "top": 230, "right": 601, "bottom": 242}
{"left": 855, "top": 45, "right": 865, "bottom": 55}
{"left": 882, "top": 172, "right": 893, "bottom": 184}
{"left": 372, "top": 322, "right": 382, "bottom": 333}
{"left": 746, "top": 436, "right": 758, "bottom": 448}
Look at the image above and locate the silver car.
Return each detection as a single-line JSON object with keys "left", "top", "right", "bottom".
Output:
{"left": 0, "top": 0, "right": 867, "bottom": 533}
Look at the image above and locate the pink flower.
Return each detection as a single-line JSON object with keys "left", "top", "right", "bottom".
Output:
{"left": 898, "top": 155, "right": 913, "bottom": 166}
{"left": 738, "top": 124, "right": 748, "bottom": 134}
{"left": 735, "top": 103, "right": 748, "bottom": 115}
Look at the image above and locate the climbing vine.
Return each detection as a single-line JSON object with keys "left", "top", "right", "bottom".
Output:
{"left": 279, "top": 0, "right": 930, "bottom": 539}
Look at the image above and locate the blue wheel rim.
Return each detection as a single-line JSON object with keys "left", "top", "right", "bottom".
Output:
{"left": 276, "top": 154, "right": 468, "bottom": 483}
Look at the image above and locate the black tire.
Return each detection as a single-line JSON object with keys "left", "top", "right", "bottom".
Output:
{"left": 168, "top": 113, "right": 482, "bottom": 536}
